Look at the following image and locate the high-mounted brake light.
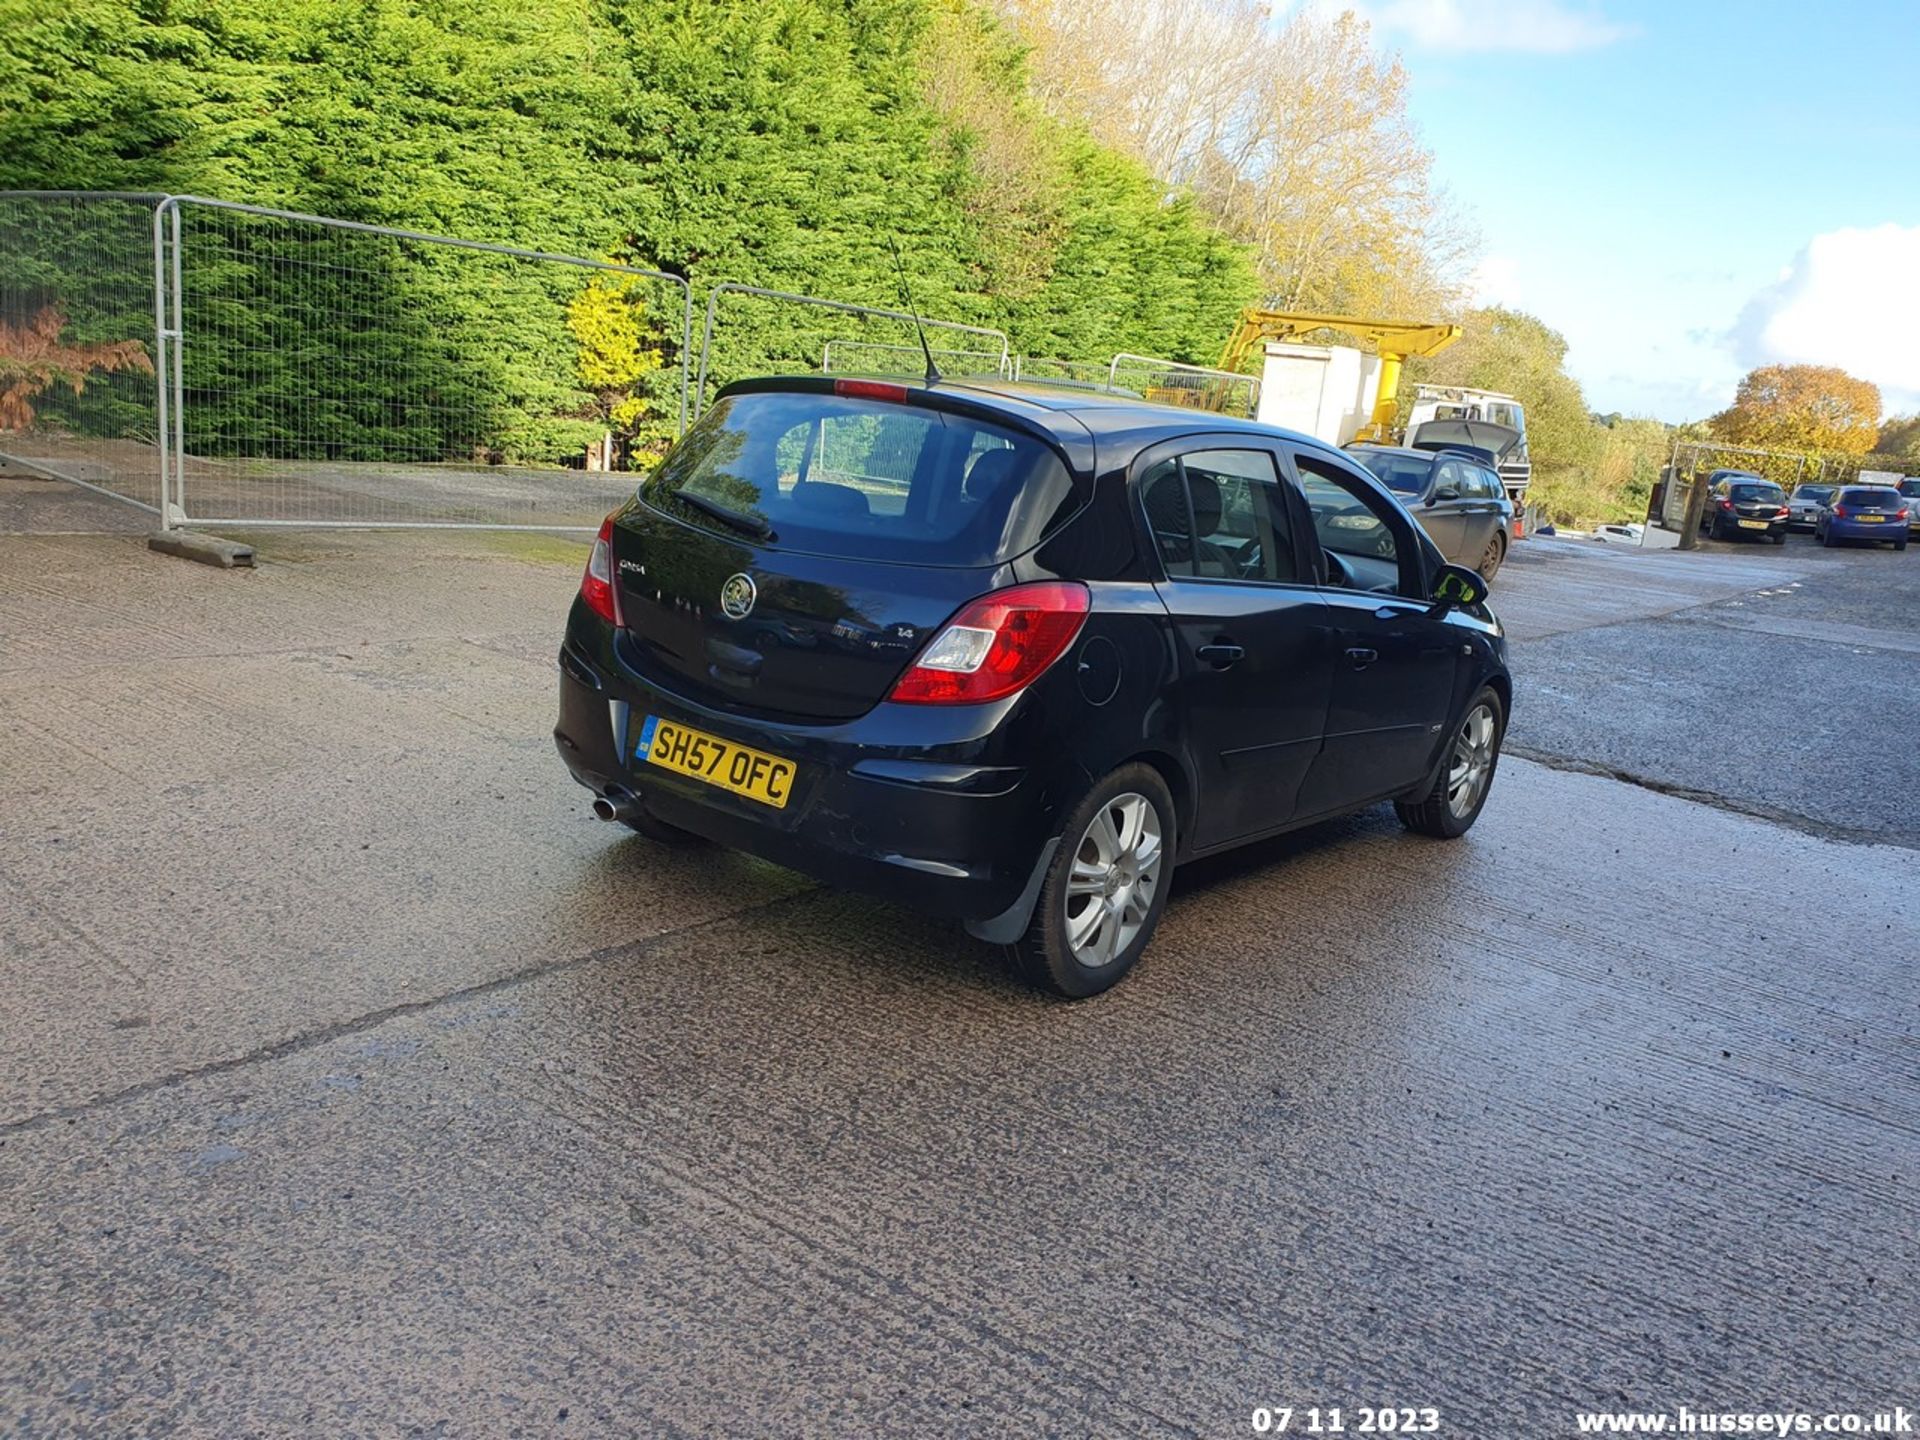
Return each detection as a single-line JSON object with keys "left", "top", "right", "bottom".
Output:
{"left": 889, "top": 582, "right": 1090, "bottom": 705}
{"left": 580, "top": 514, "right": 622, "bottom": 625}
{"left": 834, "top": 378, "right": 909, "bottom": 404}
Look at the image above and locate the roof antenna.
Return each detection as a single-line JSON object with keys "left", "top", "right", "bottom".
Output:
{"left": 887, "top": 236, "right": 942, "bottom": 386}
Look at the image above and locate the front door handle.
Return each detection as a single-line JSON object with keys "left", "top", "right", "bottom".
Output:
{"left": 1196, "top": 642, "right": 1245, "bottom": 670}
{"left": 1345, "top": 646, "right": 1379, "bottom": 669}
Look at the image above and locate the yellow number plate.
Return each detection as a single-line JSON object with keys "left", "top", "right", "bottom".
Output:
{"left": 635, "top": 716, "right": 796, "bottom": 809}
{"left": 1859, "top": 514, "right": 1884, "bottom": 523}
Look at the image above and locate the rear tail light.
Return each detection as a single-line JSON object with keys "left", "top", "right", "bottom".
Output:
{"left": 1899, "top": 509, "right": 1911, "bottom": 521}
{"left": 1832, "top": 506, "right": 1847, "bottom": 518}
{"left": 834, "top": 378, "right": 909, "bottom": 404}
{"left": 580, "top": 515, "right": 622, "bottom": 625}
{"left": 1717, "top": 498, "right": 1733, "bottom": 510}
{"left": 889, "top": 581, "right": 1090, "bottom": 705}
{"left": 1774, "top": 507, "right": 1789, "bottom": 518}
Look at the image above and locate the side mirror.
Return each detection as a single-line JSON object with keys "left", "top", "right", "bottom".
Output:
{"left": 1429, "top": 562, "right": 1488, "bottom": 610}
{"left": 1429, "top": 487, "right": 1459, "bottom": 504}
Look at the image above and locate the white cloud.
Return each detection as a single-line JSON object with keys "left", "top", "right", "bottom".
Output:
{"left": 1360, "top": 0, "right": 1633, "bottom": 53}
{"left": 1732, "top": 225, "right": 1920, "bottom": 417}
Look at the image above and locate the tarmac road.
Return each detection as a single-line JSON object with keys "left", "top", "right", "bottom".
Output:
{"left": 1, "top": 519, "right": 1915, "bottom": 1438}
{"left": 1499, "top": 532, "right": 1920, "bottom": 845}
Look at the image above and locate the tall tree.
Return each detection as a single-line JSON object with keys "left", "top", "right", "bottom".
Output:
{"left": 1709, "top": 365, "right": 1883, "bottom": 456}
{"left": 1404, "top": 306, "right": 1598, "bottom": 471}
{"left": 993, "top": 0, "right": 1472, "bottom": 321}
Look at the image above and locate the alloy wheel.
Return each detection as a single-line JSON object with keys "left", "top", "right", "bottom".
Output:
{"left": 1447, "top": 703, "right": 1497, "bottom": 819}
{"left": 1063, "top": 792, "right": 1164, "bottom": 969}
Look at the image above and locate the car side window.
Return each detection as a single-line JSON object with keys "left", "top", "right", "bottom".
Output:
{"left": 1138, "top": 449, "right": 1297, "bottom": 584}
{"left": 1291, "top": 451, "right": 1420, "bottom": 599}
{"left": 1139, "top": 460, "right": 1195, "bottom": 578}
{"left": 1474, "top": 465, "right": 1504, "bottom": 500}
{"left": 1432, "top": 460, "right": 1464, "bottom": 499}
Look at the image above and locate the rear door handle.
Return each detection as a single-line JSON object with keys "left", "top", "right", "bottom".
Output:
{"left": 1345, "top": 646, "right": 1379, "bottom": 668}
{"left": 1196, "top": 642, "right": 1245, "bottom": 670}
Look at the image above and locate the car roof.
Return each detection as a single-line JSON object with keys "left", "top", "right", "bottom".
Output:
{"left": 721, "top": 373, "right": 1355, "bottom": 471}
{"left": 1349, "top": 443, "right": 1488, "bottom": 464}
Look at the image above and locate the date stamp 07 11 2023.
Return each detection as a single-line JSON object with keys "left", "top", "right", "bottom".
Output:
{"left": 1250, "top": 1407, "right": 1442, "bottom": 1434}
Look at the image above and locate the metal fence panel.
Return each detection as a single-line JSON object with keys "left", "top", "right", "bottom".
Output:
{"left": 1106, "top": 353, "right": 1258, "bottom": 417}
{"left": 158, "top": 196, "right": 692, "bottom": 530}
{"left": 821, "top": 338, "right": 1007, "bottom": 378}
{"left": 1010, "top": 357, "right": 1115, "bottom": 386}
{"left": 0, "top": 191, "right": 168, "bottom": 517}
{"left": 696, "top": 284, "right": 1009, "bottom": 417}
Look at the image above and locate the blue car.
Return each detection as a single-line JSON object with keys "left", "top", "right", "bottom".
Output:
{"left": 1815, "top": 485, "right": 1911, "bottom": 550}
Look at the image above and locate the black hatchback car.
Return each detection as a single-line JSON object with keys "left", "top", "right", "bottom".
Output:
{"left": 1700, "top": 473, "right": 1789, "bottom": 543}
{"left": 555, "top": 377, "right": 1511, "bottom": 996}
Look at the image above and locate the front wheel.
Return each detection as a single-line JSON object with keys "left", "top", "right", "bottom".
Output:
{"left": 1395, "top": 687, "right": 1505, "bottom": 839}
{"left": 1011, "top": 764, "right": 1176, "bottom": 999}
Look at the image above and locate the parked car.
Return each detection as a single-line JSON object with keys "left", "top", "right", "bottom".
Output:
{"left": 1898, "top": 477, "right": 1920, "bottom": 536}
{"left": 1785, "top": 483, "right": 1836, "bottom": 531}
{"left": 1346, "top": 444, "right": 1515, "bottom": 580}
{"left": 1815, "top": 485, "right": 1911, "bottom": 550}
{"left": 1700, "top": 476, "right": 1789, "bottom": 543}
{"left": 555, "top": 376, "right": 1511, "bottom": 997}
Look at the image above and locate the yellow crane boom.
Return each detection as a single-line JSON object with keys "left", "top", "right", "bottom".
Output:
{"left": 1219, "top": 310, "right": 1463, "bottom": 443}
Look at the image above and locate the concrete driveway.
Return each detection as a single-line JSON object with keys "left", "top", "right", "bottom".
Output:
{"left": 1, "top": 517, "right": 1914, "bottom": 1437}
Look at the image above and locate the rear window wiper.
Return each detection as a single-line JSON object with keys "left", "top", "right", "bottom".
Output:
{"left": 673, "top": 487, "right": 773, "bottom": 541}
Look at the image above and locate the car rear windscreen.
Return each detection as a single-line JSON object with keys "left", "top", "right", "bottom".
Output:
{"left": 641, "top": 391, "right": 1082, "bottom": 566}
{"left": 1352, "top": 451, "right": 1432, "bottom": 495}
{"left": 1794, "top": 486, "right": 1833, "bottom": 501}
{"left": 1840, "top": 488, "right": 1899, "bottom": 507}
{"left": 1729, "top": 483, "right": 1784, "bottom": 502}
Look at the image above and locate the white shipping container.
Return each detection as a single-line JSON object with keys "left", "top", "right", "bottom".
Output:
{"left": 1255, "top": 343, "right": 1381, "bottom": 445}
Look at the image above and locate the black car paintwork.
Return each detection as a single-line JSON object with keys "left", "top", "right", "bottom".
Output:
{"left": 554, "top": 375, "right": 1510, "bottom": 939}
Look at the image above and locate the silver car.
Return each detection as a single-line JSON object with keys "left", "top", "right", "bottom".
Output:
{"left": 1899, "top": 478, "right": 1920, "bottom": 536}
{"left": 1347, "top": 444, "right": 1516, "bottom": 580}
{"left": 1787, "top": 483, "right": 1836, "bottom": 531}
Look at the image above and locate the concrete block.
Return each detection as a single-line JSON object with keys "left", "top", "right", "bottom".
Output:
{"left": 148, "top": 530, "right": 256, "bottom": 569}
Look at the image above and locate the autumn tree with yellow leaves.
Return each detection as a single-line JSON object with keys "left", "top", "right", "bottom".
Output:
{"left": 1709, "top": 365, "right": 1884, "bottom": 456}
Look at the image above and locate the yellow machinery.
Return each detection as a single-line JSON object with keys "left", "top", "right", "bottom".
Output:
{"left": 1218, "top": 310, "right": 1463, "bottom": 443}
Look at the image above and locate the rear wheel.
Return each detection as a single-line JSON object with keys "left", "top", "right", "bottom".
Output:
{"left": 1012, "top": 764, "right": 1175, "bottom": 999}
{"left": 1395, "top": 687, "right": 1505, "bottom": 839}
{"left": 1477, "top": 529, "right": 1508, "bottom": 582}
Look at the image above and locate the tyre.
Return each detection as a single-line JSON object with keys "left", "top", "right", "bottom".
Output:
{"left": 1477, "top": 529, "right": 1508, "bottom": 582}
{"left": 1011, "top": 763, "right": 1175, "bottom": 999}
{"left": 1395, "top": 687, "right": 1505, "bottom": 840}
{"left": 1898, "top": 539, "right": 1909, "bottom": 552}
{"left": 1771, "top": 531, "right": 1786, "bottom": 545}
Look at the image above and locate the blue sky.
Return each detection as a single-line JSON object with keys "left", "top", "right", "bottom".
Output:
{"left": 1356, "top": 0, "right": 1920, "bottom": 422}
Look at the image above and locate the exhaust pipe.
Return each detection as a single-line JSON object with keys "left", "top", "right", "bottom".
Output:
{"left": 592, "top": 787, "right": 643, "bottom": 823}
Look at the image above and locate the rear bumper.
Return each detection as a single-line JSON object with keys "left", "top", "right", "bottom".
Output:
{"left": 1825, "top": 519, "right": 1906, "bottom": 542}
{"left": 1712, "top": 514, "right": 1788, "bottom": 538}
{"left": 553, "top": 634, "right": 1074, "bottom": 927}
